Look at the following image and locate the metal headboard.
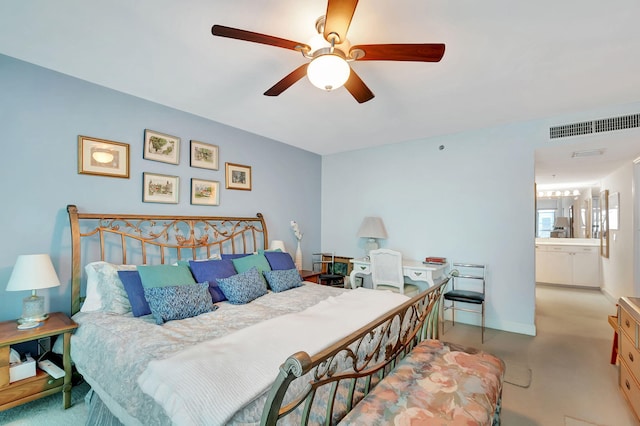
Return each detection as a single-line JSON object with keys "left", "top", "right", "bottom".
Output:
{"left": 67, "top": 204, "right": 268, "bottom": 315}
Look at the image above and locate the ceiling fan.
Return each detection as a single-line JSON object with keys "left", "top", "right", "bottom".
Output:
{"left": 211, "top": 0, "right": 445, "bottom": 103}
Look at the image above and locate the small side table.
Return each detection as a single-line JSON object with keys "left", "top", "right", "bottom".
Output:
{"left": 0, "top": 312, "right": 78, "bottom": 411}
{"left": 300, "top": 270, "right": 321, "bottom": 284}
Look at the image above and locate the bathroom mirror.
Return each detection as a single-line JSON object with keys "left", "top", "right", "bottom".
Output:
{"left": 535, "top": 187, "right": 600, "bottom": 239}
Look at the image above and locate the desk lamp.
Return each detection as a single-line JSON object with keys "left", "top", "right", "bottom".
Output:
{"left": 6, "top": 254, "right": 61, "bottom": 327}
{"left": 357, "top": 217, "right": 388, "bottom": 256}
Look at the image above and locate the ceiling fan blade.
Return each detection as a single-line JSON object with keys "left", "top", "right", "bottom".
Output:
{"left": 351, "top": 43, "right": 445, "bottom": 62}
{"left": 344, "top": 69, "right": 374, "bottom": 104}
{"left": 212, "top": 25, "right": 310, "bottom": 52}
{"left": 324, "top": 0, "right": 358, "bottom": 44}
{"left": 264, "top": 64, "right": 309, "bottom": 97}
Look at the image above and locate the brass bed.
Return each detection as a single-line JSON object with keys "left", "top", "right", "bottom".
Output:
{"left": 66, "top": 205, "right": 447, "bottom": 425}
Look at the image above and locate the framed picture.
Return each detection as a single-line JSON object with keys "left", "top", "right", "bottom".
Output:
{"left": 191, "top": 178, "right": 220, "bottom": 206}
{"left": 143, "top": 129, "right": 180, "bottom": 164}
{"left": 142, "top": 172, "right": 179, "bottom": 204}
{"left": 600, "top": 189, "right": 609, "bottom": 258}
{"left": 78, "top": 135, "right": 129, "bottom": 178}
{"left": 190, "top": 140, "right": 219, "bottom": 170}
{"left": 608, "top": 191, "right": 620, "bottom": 231}
{"left": 225, "top": 162, "right": 252, "bottom": 190}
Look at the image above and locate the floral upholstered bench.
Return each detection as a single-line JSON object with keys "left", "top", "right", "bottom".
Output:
{"left": 339, "top": 339, "right": 505, "bottom": 426}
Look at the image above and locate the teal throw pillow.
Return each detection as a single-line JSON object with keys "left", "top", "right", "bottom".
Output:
{"left": 231, "top": 253, "right": 271, "bottom": 274}
{"left": 137, "top": 264, "right": 196, "bottom": 289}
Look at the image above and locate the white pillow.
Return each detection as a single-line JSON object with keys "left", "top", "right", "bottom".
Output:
{"left": 80, "top": 261, "right": 137, "bottom": 314}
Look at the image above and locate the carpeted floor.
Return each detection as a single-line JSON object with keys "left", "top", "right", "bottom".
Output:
{"left": 442, "top": 284, "right": 638, "bottom": 426}
{"left": 0, "top": 381, "right": 89, "bottom": 425}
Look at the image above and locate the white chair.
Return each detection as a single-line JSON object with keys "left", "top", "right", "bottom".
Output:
{"left": 369, "top": 249, "right": 418, "bottom": 296}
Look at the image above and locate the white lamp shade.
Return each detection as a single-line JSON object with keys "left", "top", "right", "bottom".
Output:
{"left": 357, "top": 217, "right": 388, "bottom": 239}
{"left": 6, "top": 254, "right": 61, "bottom": 292}
{"left": 554, "top": 217, "right": 570, "bottom": 228}
{"left": 307, "top": 54, "right": 351, "bottom": 91}
{"left": 269, "top": 240, "right": 287, "bottom": 253}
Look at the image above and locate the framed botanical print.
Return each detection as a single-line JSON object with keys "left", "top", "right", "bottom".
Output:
{"left": 191, "top": 178, "right": 220, "bottom": 206}
{"left": 225, "top": 162, "right": 252, "bottom": 190}
{"left": 143, "top": 129, "right": 180, "bottom": 164}
{"left": 78, "top": 135, "right": 129, "bottom": 178}
{"left": 190, "top": 140, "right": 219, "bottom": 170}
{"left": 142, "top": 172, "right": 179, "bottom": 204}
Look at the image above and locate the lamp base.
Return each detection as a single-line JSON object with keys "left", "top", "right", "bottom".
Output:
{"left": 19, "top": 295, "right": 49, "bottom": 324}
{"left": 364, "top": 238, "right": 379, "bottom": 256}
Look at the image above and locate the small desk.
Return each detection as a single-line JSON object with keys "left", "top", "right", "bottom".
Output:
{"left": 349, "top": 258, "right": 448, "bottom": 289}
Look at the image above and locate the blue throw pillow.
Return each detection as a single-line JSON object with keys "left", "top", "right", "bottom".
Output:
{"left": 117, "top": 270, "right": 151, "bottom": 317}
{"left": 143, "top": 282, "right": 216, "bottom": 325}
{"left": 220, "top": 253, "right": 250, "bottom": 260}
{"left": 217, "top": 267, "right": 268, "bottom": 305}
{"left": 263, "top": 269, "right": 303, "bottom": 293}
{"left": 264, "top": 251, "right": 296, "bottom": 271}
{"left": 188, "top": 259, "right": 237, "bottom": 303}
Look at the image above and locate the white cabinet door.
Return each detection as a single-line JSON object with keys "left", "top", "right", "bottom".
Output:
{"left": 536, "top": 247, "right": 553, "bottom": 283}
{"left": 572, "top": 247, "right": 600, "bottom": 287}
{"left": 544, "top": 248, "right": 573, "bottom": 284}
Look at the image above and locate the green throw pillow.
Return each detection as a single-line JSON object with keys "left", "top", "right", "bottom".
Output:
{"left": 137, "top": 264, "right": 196, "bottom": 288}
{"left": 231, "top": 253, "right": 272, "bottom": 274}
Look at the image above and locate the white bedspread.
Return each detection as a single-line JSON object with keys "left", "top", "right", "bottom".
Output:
{"left": 137, "top": 288, "right": 408, "bottom": 426}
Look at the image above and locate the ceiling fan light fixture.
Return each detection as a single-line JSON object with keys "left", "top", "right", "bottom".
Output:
{"left": 307, "top": 53, "right": 350, "bottom": 91}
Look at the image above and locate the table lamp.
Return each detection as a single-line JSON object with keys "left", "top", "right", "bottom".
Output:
{"left": 357, "top": 217, "right": 388, "bottom": 256}
{"left": 269, "top": 240, "right": 287, "bottom": 252}
{"left": 6, "top": 254, "right": 61, "bottom": 327}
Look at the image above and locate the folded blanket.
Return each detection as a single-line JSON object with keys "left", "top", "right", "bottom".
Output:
{"left": 138, "top": 288, "right": 408, "bottom": 426}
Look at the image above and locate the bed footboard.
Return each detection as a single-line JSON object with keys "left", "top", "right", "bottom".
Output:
{"left": 261, "top": 276, "right": 449, "bottom": 425}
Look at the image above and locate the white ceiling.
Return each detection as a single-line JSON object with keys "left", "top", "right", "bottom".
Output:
{"left": 1, "top": 0, "right": 639, "bottom": 185}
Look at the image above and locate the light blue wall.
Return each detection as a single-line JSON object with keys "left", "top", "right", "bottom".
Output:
{"left": 0, "top": 54, "right": 321, "bottom": 321}
{"left": 322, "top": 102, "right": 640, "bottom": 336}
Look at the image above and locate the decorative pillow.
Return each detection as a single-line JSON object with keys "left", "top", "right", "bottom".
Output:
{"left": 264, "top": 251, "right": 296, "bottom": 271}
{"left": 220, "top": 253, "right": 250, "bottom": 260}
{"left": 117, "top": 270, "right": 151, "bottom": 317}
{"left": 137, "top": 264, "right": 196, "bottom": 289}
{"left": 81, "top": 261, "right": 137, "bottom": 314}
{"left": 143, "top": 282, "right": 216, "bottom": 325}
{"left": 217, "top": 267, "right": 268, "bottom": 305}
{"left": 188, "top": 259, "right": 237, "bottom": 303}
{"left": 263, "top": 268, "right": 303, "bottom": 293}
{"left": 231, "top": 253, "right": 271, "bottom": 274}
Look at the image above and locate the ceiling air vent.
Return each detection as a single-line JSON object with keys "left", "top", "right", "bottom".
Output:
{"left": 550, "top": 113, "right": 640, "bottom": 140}
{"left": 549, "top": 121, "right": 593, "bottom": 139}
{"left": 594, "top": 113, "right": 640, "bottom": 133}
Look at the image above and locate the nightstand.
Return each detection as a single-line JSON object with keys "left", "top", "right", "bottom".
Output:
{"left": 300, "top": 270, "right": 321, "bottom": 284}
{"left": 0, "top": 312, "right": 78, "bottom": 411}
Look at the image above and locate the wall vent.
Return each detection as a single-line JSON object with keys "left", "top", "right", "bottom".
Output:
{"left": 549, "top": 113, "right": 640, "bottom": 140}
{"left": 594, "top": 113, "right": 640, "bottom": 133}
{"left": 549, "top": 121, "right": 593, "bottom": 139}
